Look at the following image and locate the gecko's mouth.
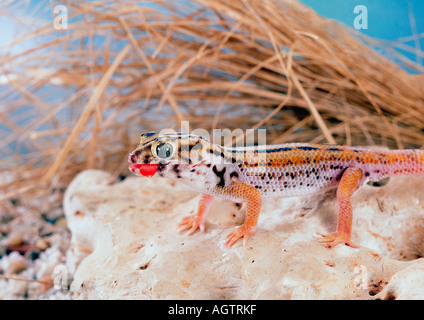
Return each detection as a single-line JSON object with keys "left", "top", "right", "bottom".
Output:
{"left": 128, "top": 163, "right": 168, "bottom": 177}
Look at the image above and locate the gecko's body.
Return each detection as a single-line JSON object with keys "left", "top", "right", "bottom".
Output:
{"left": 129, "top": 132, "right": 424, "bottom": 247}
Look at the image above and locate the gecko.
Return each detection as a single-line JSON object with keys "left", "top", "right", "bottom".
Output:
{"left": 128, "top": 131, "right": 424, "bottom": 248}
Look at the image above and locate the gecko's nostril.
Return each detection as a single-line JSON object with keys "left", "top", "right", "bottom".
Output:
{"left": 129, "top": 153, "right": 137, "bottom": 163}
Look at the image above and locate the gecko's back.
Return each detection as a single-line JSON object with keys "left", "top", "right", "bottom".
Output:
{"left": 221, "top": 143, "right": 424, "bottom": 197}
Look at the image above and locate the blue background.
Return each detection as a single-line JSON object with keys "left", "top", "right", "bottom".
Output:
{"left": 300, "top": 0, "right": 424, "bottom": 40}
{"left": 300, "top": 0, "right": 424, "bottom": 67}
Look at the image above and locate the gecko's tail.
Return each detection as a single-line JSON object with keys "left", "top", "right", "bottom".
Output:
{"left": 366, "top": 148, "right": 424, "bottom": 181}
{"left": 418, "top": 149, "right": 424, "bottom": 174}
{"left": 387, "top": 149, "right": 424, "bottom": 177}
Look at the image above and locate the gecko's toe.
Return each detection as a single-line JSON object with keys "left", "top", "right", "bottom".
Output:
{"left": 319, "top": 232, "right": 359, "bottom": 248}
{"left": 224, "top": 225, "right": 254, "bottom": 247}
{"left": 177, "top": 215, "right": 204, "bottom": 235}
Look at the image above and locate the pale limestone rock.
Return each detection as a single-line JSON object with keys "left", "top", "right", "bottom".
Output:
{"left": 64, "top": 170, "right": 424, "bottom": 299}
{"left": 375, "top": 259, "right": 424, "bottom": 300}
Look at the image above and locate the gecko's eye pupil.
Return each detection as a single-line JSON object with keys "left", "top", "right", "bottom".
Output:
{"left": 156, "top": 143, "right": 173, "bottom": 159}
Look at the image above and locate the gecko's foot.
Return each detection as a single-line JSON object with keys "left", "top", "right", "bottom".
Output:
{"left": 177, "top": 215, "right": 205, "bottom": 235}
{"left": 224, "top": 225, "right": 255, "bottom": 248}
{"left": 319, "top": 232, "right": 360, "bottom": 248}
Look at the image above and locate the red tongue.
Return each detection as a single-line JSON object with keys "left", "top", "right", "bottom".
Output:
{"left": 129, "top": 164, "right": 159, "bottom": 177}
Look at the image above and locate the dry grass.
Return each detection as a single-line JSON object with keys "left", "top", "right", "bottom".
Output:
{"left": 1, "top": 0, "right": 424, "bottom": 204}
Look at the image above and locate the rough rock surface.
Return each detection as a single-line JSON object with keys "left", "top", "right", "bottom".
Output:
{"left": 0, "top": 190, "right": 71, "bottom": 300}
{"left": 64, "top": 170, "right": 424, "bottom": 299}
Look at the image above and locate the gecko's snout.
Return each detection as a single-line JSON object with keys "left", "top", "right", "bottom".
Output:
{"left": 128, "top": 149, "right": 160, "bottom": 177}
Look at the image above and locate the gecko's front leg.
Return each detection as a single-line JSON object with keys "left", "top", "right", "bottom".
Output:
{"left": 178, "top": 181, "right": 262, "bottom": 247}
{"left": 221, "top": 180, "right": 262, "bottom": 247}
{"left": 178, "top": 193, "right": 214, "bottom": 235}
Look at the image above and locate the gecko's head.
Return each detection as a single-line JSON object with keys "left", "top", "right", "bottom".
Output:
{"left": 128, "top": 131, "right": 210, "bottom": 177}
{"left": 128, "top": 132, "right": 179, "bottom": 177}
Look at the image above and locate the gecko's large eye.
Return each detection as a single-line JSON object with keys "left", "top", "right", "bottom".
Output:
{"left": 156, "top": 143, "right": 174, "bottom": 159}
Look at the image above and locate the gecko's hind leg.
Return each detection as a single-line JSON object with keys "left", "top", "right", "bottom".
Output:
{"left": 319, "top": 167, "right": 363, "bottom": 248}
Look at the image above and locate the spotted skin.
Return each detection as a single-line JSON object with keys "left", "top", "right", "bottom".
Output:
{"left": 129, "top": 132, "right": 424, "bottom": 247}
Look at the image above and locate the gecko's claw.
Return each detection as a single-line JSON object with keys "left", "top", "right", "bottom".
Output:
{"left": 319, "top": 232, "right": 360, "bottom": 248}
